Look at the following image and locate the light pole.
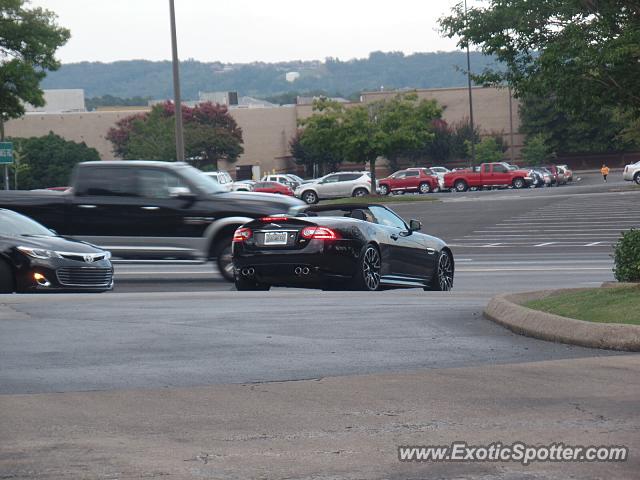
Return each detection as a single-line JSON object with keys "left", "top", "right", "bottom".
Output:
{"left": 464, "top": 0, "right": 476, "bottom": 167}
{"left": 169, "top": 0, "right": 185, "bottom": 162}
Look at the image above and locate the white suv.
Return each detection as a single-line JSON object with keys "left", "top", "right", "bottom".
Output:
{"left": 203, "top": 171, "right": 233, "bottom": 192}
{"left": 294, "top": 172, "right": 373, "bottom": 204}
{"left": 623, "top": 161, "right": 640, "bottom": 184}
{"left": 261, "top": 174, "right": 298, "bottom": 188}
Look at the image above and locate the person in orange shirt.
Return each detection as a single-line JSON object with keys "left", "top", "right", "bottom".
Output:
{"left": 601, "top": 164, "right": 610, "bottom": 182}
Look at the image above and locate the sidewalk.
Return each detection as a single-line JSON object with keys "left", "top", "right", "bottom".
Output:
{"left": 2, "top": 355, "right": 639, "bottom": 479}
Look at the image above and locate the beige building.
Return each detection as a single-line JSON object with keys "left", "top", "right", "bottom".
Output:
{"left": 5, "top": 86, "right": 522, "bottom": 179}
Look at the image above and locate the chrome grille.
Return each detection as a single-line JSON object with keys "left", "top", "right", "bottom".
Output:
{"left": 56, "top": 267, "right": 113, "bottom": 287}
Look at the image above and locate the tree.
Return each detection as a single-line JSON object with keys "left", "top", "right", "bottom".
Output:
{"left": 0, "top": 0, "right": 70, "bottom": 135}
{"left": 470, "top": 137, "right": 504, "bottom": 164}
{"left": 8, "top": 132, "right": 99, "bottom": 189}
{"left": 295, "top": 98, "right": 348, "bottom": 176}
{"left": 519, "top": 94, "right": 638, "bottom": 154}
{"left": 450, "top": 118, "right": 481, "bottom": 161}
{"left": 375, "top": 93, "right": 442, "bottom": 170}
{"left": 440, "top": 1, "right": 640, "bottom": 121}
{"left": 521, "top": 133, "right": 552, "bottom": 166}
{"left": 106, "top": 102, "right": 244, "bottom": 170}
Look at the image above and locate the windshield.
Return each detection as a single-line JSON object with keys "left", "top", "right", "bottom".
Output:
{"left": 0, "top": 210, "right": 54, "bottom": 237}
{"left": 178, "top": 165, "right": 226, "bottom": 194}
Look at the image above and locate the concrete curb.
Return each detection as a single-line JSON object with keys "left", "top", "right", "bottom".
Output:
{"left": 484, "top": 288, "right": 640, "bottom": 351}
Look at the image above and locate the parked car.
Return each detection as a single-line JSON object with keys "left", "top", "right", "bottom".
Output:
{"left": 261, "top": 174, "right": 298, "bottom": 189}
{"left": 294, "top": 172, "right": 374, "bottom": 204}
{"left": 232, "top": 203, "right": 454, "bottom": 292}
{"left": 202, "top": 171, "right": 233, "bottom": 192}
{"left": 286, "top": 174, "right": 305, "bottom": 185}
{"left": 378, "top": 168, "right": 439, "bottom": 195}
{"left": 443, "top": 162, "right": 533, "bottom": 192}
{"left": 0, "top": 161, "right": 304, "bottom": 282}
{"left": 232, "top": 180, "right": 256, "bottom": 192}
{"left": 528, "top": 167, "right": 552, "bottom": 187}
{"left": 557, "top": 164, "right": 574, "bottom": 182}
{"left": 0, "top": 208, "right": 114, "bottom": 293}
{"left": 623, "top": 160, "right": 640, "bottom": 184}
{"left": 526, "top": 169, "right": 545, "bottom": 188}
{"left": 253, "top": 181, "right": 294, "bottom": 196}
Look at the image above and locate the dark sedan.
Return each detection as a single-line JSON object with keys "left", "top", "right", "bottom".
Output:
{"left": 232, "top": 204, "right": 454, "bottom": 291}
{"left": 0, "top": 209, "right": 114, "bottom": 293}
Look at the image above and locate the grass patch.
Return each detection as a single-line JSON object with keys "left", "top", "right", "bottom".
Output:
{"left": 320, "top": 194, "right": 439, "bottom": 205}
{"left": 524, "top": 286, "right": 640, "bottom": 325}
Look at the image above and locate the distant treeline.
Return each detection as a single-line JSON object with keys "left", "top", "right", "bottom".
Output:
{"left": 43, "top": 51, "right": 501, "bottom": 101}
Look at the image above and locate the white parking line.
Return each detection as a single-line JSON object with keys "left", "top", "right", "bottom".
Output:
{"left": 534, "top": 242, "right": 556, "bottom": 247}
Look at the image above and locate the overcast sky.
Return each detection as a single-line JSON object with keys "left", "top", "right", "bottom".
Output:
{"left": 31, "top": 0, "right": 467, "bottom": 64}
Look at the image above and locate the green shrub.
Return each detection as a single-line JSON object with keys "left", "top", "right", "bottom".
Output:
{"left": 613, "top": 229, "right": 640, "bottom": 282}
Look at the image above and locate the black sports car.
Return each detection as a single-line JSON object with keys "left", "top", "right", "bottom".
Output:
{"left": 0, "top": 208, "right": 114, "bottom": 293}
{"left": 232, "top": 203, "right": 454, "bottom": 291}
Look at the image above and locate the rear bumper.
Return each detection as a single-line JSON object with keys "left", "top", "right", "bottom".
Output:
{"left": 233, "top": 241, "right": 359, "bottom": 286}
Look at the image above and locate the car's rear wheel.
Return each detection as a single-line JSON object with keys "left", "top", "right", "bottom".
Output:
{"left": 635, "top": 173, "right": 640, "bottom": 185}
{"left": 302, "top": 190, "right": 318, "bottom": 204}
{"left": 512, "top": 177, "right": 525, "bottom": 189}
{"left": 235, "top": 276, "right": 270, "bottom": 291}
{"left": 352, "top": 188, "right": 368, "bottom": 197}
{"left": 351, "top": 244, "right": 381, "bottom": 291}
{"left": 213, "top": 236, "right": 235, "bottom": 282}
{"left": 0, "top": 259, "right": 15, "bottom": 293}
{"left": 419, "top": 182, "right": 431, "bottom": 194}
{"left": 454, "top": 180, "right": 468, "bottom": 192}
{"left": 379, "top": 184, "right": 390, "bottom": 195}
{"left": 428, "top": 250, "right": 454, "bottom": 291}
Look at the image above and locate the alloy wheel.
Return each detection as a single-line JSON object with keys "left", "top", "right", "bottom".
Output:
{"left": 437, "top": 252, "right": 454, "bottom": 291}
{"left": 303, "top": 191, "right": 317, "bottom": 204}
{"left": 419, "top": 183, "right": 431, "bottom": 194}
{"left": 362, "top": 247, "right": 381, "bottom": 290}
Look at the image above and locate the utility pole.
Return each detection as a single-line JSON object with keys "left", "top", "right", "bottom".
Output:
{"left": 508, "top": 85, "right": 515, "bottom": 163}
{"left": 464, "top": 0, "right": 476, "bottom": 168}
{"left": 169, "top": 0, "right": 185, "bottom": 161}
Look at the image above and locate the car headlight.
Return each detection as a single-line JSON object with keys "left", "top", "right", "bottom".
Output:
{"left": 17, "top": 246, "right": 62, "bottom": 259}
{"left": 103, "top": 251, "right": 112, "bottom": 260}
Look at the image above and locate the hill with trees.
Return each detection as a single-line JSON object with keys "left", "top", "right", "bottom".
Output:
{"left": 41, "top": 51, "right": 500, "bottom": 102}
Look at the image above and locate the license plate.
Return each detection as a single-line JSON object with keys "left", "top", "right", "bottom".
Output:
{"left": 264, "top": 231, "right": 288, "bottom": 245}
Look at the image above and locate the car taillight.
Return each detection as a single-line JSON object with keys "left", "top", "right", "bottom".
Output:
{"left": 300, "top": 226, "right": 340, "bottom": 240}
{"left": 260, "top": 216, "right": 289, "bottom": 222}
{"left": 233, "top": 227, "right": 252, "bottom": 242}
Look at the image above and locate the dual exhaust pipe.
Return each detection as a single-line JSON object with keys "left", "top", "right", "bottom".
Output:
{"left": 240, "top": 266, "right": 311, "bottom": 277}
{"left": 240, "top": 267, "right": 255, "bottom": 277}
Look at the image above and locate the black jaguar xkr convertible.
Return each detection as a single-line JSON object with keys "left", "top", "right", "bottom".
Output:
{"left": 232, "top": 203, "right": 454, "bottom": 292}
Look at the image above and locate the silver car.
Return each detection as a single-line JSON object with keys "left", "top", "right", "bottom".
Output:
{"left": 294, "top": 172, "right": 373, "bottom": 204}
{"left": 623, "top": 161, "right": 640, "bottom": 184}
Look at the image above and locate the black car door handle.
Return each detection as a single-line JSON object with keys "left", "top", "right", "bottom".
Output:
{"left": 141, "top": 206, "right": 160, "bottom": 211}
{"left": 78, "top": 204, "right": 97, "bottom": 209}
{"left": 390, "top": 233, "right": 399, "bottom": 241}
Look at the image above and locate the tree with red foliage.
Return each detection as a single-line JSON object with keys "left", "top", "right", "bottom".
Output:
{"left": 106, "top": 101, "right": 244, "bottom": 170}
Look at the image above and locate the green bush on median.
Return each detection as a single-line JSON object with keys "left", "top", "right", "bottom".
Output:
{"left": 613, "top": 229, "right": 640, "bottom": 282}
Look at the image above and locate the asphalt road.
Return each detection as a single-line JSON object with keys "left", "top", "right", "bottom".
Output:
{"left": 2, "top": 179, "right": 637, "bottom": 394}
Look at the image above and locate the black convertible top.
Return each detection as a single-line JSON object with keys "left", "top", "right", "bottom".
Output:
{"left": 304, "top": 203, "right": 386, "bottom": 213}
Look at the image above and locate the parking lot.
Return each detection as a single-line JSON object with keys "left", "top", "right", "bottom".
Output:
{"left": 1, "top": 171, "right": 639, "bottom": 479}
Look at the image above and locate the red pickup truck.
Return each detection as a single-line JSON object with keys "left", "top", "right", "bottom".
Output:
{"left": 444, "top": 162, "right": 533, "bottom": 192}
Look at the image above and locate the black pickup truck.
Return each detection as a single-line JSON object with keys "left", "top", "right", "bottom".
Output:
{"left": 0, "top": 161, "right": 304, "bottom": 281}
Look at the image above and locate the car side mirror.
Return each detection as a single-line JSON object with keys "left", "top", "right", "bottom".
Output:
{"left": 409, "top": 219, "right": 422, "bottom": 232}
{"left": 169, "top": 186, "right": 195, "bottom": 199}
